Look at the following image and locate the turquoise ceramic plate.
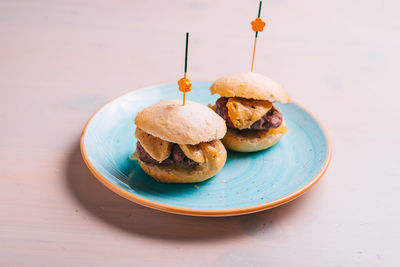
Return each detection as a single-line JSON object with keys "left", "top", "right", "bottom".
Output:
{"left": 81, "top": 82, "right": 331, "bottom": 216}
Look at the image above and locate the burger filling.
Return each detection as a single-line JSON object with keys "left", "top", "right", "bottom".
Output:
{"left": 137, "top": 142, "right": 198, "bottom": 167}
{"left": 135, "top": 128, "right": 220, "bottom": 168}
{"left": 215, "top": 97, "right": 283, "bottom": 131}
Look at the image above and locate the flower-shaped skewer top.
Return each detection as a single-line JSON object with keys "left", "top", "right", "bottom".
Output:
{"left": 251, "top": 17, "right": 266, "bottom": 32}
{"left": 178, "top": 77, "right": 192, "bottom": 93}
{"left": 178, "top": 32, "right": 191, "bottom": 105}
{"left": 250, "top": 1, "right": 265, "bottom": 72}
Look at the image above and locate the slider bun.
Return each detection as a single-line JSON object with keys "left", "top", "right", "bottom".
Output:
{"left": 222, "top": 124, "right": 287, "bottom": 152}
{"left": 210, "top": 72, "right": 290, "bottom": 103}
{"left": 138, "top": 140, "right": 227, "bottom": 183}
{"left": 135, "top": 99, "right": 226, "bottom": 145}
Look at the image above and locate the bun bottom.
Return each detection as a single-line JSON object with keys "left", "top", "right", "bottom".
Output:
{"left": 138, "top": 140, "right": 227, "bottom": 183}
{"left": 222, "top": 124, "right": 287, "bottom": 152}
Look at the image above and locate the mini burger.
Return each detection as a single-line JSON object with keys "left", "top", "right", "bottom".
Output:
{"left": 134, "top": 99, "right": 227, "bottom": 183}
{"left": 209, "top": 72, "right": 291, "bottom": 152}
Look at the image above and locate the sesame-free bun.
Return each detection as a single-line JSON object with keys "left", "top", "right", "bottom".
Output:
{"left": 222, "top": 124, "right": 288, "bottom": 152}
{"left": 135, "top": 99, "right": 227, "bottom": 145}
{"left": 138, "top": 140, "right": 227, "bottom": 183}
{"left": 210, "top": 72, "right": 290, "bottom": 103}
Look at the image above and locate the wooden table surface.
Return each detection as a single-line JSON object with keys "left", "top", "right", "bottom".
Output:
{"left": 1, "top": 0, "right": 399, "bottom": 266}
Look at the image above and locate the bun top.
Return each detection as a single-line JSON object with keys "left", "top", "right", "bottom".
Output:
{"left": 209, "top": 72, "right": 290, "bottom": 103}
{"left": 135, "top": 99, "right": 227, "bottom": 145}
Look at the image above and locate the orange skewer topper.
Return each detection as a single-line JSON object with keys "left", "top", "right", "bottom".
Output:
{"left": 251, "top": 17, "right": 266, "bottom": 32}
{"left": 178, "top": 32, "right": 191, "bottom": 105}
{"left": 251, "top": 1, "right": 266, "bottom": 72}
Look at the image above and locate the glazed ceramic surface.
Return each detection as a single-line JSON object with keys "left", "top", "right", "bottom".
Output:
{"left": 81, "top": 82, "right": 331, "bottom": 216}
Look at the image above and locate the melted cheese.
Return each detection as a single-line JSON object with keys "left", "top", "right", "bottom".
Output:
{"left": 268, "top": 125, "right": 288, "bottom": 135}
{"left": 208, "top": 104, "right": 217, "bottom": 112}
{"left": 199, "top": 141, "right": 224, "bottom": 171}
{"left": 226, "top": 97, "right": 272, "bottom": 130}
{"left": 179, "top": 141, "right": 223, "bottom": 168}
{"left": 179, "top": 144, "right": 205, "bottom": 163}
{"left": 135, "top": 128, "right": 172, "bottom": 162}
